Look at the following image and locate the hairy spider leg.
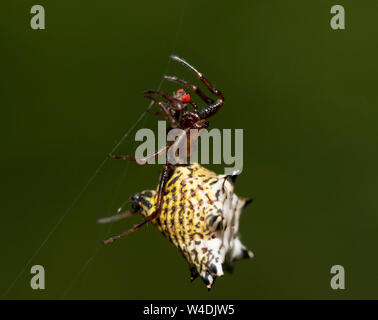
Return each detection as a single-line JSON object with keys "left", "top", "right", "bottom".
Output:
{"left": 169, "top": 55, "right": 224, "bottom": 119}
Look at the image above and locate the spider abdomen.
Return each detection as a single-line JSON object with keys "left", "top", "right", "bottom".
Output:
{"left": 134, "top": 163, "right": 253, "bottom": 289}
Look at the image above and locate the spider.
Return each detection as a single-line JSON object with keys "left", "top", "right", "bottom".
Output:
{"left": 101, "top": 55, "right": 224, "bottom": 244}
{"left": 99, "top": 163, "right": 253, "bottom": 289}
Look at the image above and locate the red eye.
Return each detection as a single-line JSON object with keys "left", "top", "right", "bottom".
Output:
{"left": 182, "top": 94, "right": 190, "bottom": 103}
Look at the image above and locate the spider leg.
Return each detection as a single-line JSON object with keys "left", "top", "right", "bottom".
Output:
{"left": 145, "top": 89, "right": 200, "bottom": 111}
{"left": 102, "top": 217, "right": 150, "bottom": 244}
{"left": 152, "top": 163, "right": 174, "bottom": 218}
{"left": 97, "top": 210, "right": 135, "bottom": 224}
{"left": 147, "top": 109, "right": 163, "bottom": 116}
{"left": 197, "top": 99, "right": 224, "bottom": 120}
{"left": 184, "top": 99, "right": 200, "bottom": 111}
{"left": 109, "top": 94, "right": 178, "bottom": 164}
{"left": 170, "top": 55, "right": 224, "bottom": 100}
{"left": 108, "top": 154, "right": 136, "bottom": 162}
{"left": 109, "top": 142, "right": 172, "bottom": 164}
{"left": 164, "top": 75, "right": 214, "bottom": 105}
{"left": 144, "top": 90, "right": 178, "bottom": 106}
{"left": 170, "top": 55, "right": 224, "bottom": 119}
{"left": 143, "top": 93, "right": 178, "bottom": 127}
{"left": 102, "top": 164, "right": 174, "bottom": 244}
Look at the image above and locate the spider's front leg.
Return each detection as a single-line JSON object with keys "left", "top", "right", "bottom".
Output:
{"left": 102, "top": 164, "right": 174, "bottom": 244}
{"left": 164, "top": 75, "right": 214, "bottom": 105}
{"left": 169, "top": 55, "right": 225, "bottom": 120}
{"left": 109, "top": 143, "right": 172, "bottom": 165}
{"left": 143, "top": 91, "right": 179, "bottom": 126}
{"left": 197, "top": 98, "right": 224, "bottom": 120}
{"left": 145, "top": 90, "right": 200, "bottom": 113}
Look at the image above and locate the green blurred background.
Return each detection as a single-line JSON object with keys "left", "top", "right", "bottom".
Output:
{"left": 1, "top": 0, "right": 378, "bottom": 299}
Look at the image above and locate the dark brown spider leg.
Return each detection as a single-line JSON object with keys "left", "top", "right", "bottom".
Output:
{"left": 109, "top": 94, "right": 177, "bottom": 164}
{"left": 102, "top": 164, "right": 174, "bottom": 244}
{"left": 164, "top": 75, "right": 214, "bottom": 105}
{"left": 144, "top": 90, "right": 200, "bottom": 112}
{"left": 144, "top": 90, "right": 178, "bottom": 105}
{"left": 97, "top": 210, "right": 135, "bottom": 224}
{"left": 170, "top": 55, "right": 224, "bottom": 119}
{"left": 109, "top": 142, "right": 172, "bottom": 164}
{"left": 151, "top": 163, "right": 174, "bottom": 218}
{"left": 186, "top": 99, "right": 200, "bottom": 111}
{"left": 197, "top": 99, "right": 224, "bottom": 120}
{"left": 143, "top": 93, "right": 178, "bottom": 127}
{"left": 170, "top": 56, "right": 223, "bottom": 99}
{"left": 108, "top": 154, "right": 136, "bottom": 162}
{"left": 147, "top": 109, "right": 163, "bottom": 116}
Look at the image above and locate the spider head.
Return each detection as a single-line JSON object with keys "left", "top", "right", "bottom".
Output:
{"left": 130, "top": 190, "right": 156, "bottom": 217}
{"left": 174, "top": 88, "right": 191, "bottom": 103}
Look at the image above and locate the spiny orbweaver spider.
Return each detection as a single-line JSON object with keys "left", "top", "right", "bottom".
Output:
{"left": 98, "top": 56, "right": 253, "bottom": 289}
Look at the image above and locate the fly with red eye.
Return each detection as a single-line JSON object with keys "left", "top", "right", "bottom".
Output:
{"left": 103, "top": 55, "right": 225, "bottom": 243}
